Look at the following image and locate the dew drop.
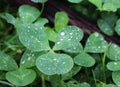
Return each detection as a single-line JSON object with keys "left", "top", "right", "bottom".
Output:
{"left": 28, "top": 57, "right": 31, "bottom": 61}
{"left": 60, "top": 32, "right": 65, "bottom": 36}
{"left": 57, "top": 42, "right": 60, "bottom": 44}
{"left": 114, "top": 62, "right": 117, "bottom": 65}
{"left": 21, "top": 60, "right": 25, "bottom": 64}
{"left": 94, "top": 32, "right": 99, "bottom": 37}
{"left": 68, "top": 38, "right": 71, "bottom": 41}
{"left": 69, "top": 33, "right": 73, "bottom": 35}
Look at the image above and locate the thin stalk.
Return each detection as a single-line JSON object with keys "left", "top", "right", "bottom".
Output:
{"left": 0, "top": 80, "right": 14, "bottom": 87}
{"left": 41, "top": 75, "right": 46, "bottom": 87}
{"left": 85, "top": 68, "right": 89, "bottom": 81}
{"left": 40, "top": 3, "right": 45, "bottom": 16}
{"left": 102, "top": 51, "right": 107, "bottom": 84}
{"left": 92, "top": 70, "right": 97, "bottom": 87}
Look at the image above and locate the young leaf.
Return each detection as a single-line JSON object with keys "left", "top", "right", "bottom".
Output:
{"left": 88, "top": 0, "right": 102, "bottom": 10}
{"left": 19, "top": 5, "right": 40, "bottom": 23}
{"left": 1, "top": 13, "right": 16, "bottom": 25}
{"left": 84, "top": 32, "right": 108, "bottom": 53}
{"left": 97, "top": 19, "right": 114, "bottom": 36}
{"left": 74, "top": 52, "right": 95, "bottom": 67}
{"left": 36, "top": 51, "right": 74, "bottom": 75}
{"left": 16, "top": 24, "right": 50, "bottom": 52}
{"left": 20, "top": 50, "right": 46, "bottom": 69}
{"left": 34, "top": 18, "right": 48, "bottom": 27}
{"left": 0, "top": 51, "right": 18, "bottom": 71}
{"left": 105, "top": 84, "right": 118, "bottom": 87}
{"left": 115, "top": 19, "right": 120, "bottom": 36}
{"left": 107, "top": 43, "right": 120, "bottom": 61}
{"left": 107, "top": 61, "right": 120, "bottom": 71}
{"left": 6, "top": 69, "right": 36, "bottom": 86}
{"left": 55, "top": 12, "right": 69, "bottom": 32}
{"left": 67, "top": 0, "right": 83, "bottom": 3}
{"left": 53, "top": 26, "right": 83, "bottom": 53}
{"left": 45, "top": 27, "right": 57, "bottom": 42}
{"left": 112, "top": 71, "right": 120, "bottom": 86}
{"left": 31, "top": 0, "right": 47, "bottom": 3}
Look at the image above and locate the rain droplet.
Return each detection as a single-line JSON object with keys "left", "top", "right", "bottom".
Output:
{"left": 53, "top": 58, "right": 57, "bottom": 61}
{"left": 114, "top": 62, "right": 117, "bottom": 65}
{"left": 68, "top": 38, "right": 71, "bottom": 41}
{"left": 94, "top": 32, "right": 99, "bottom": 37}
{"left": 69, "top": 33, "right": 73, "bottom": 35}
{"left": 57, "top": 42, "right": 60, "bottom": 44}
{"left": 60, "top": 39, "right": 63, "bottom": 41}
{"left": 28, "top": 57, "right": 31, "bottom": 61}
{"left": 60, "top": 32, "right": 65, "bottom": 36}
{"left": 21, "top": 60, "right": 25, "bottom": 64}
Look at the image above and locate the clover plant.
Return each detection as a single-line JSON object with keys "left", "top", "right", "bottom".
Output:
{"left": 1, "top": 1, "right": 120, "bottom": 87}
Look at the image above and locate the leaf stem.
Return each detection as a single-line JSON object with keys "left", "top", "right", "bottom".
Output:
{"left": 102, "top": 51, "right": 106, "bottom": 84}
{"left": 41, "top": 75, "right": 46, "bottom": 87}
{"left": 0, "top": 80, "right": 14, "bottom": 87}
{"left": 92, "top": 70, "right": 97, "bottom": 87}
{"left": 40, "top": 3, "right": 45, "bottom": 16}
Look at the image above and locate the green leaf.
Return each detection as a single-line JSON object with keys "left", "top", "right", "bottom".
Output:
{"left": 34, "top": 18, "right": 48, "bottom": 27}
{"left": 0, "top": 51, "right": 18, "bottom": 71}
{"left": 53, "top": 26, "right": 83, "bottom": 53}
{"left": 97, "top": 19, "right": 114, "bottom": 36}
{"left": 102, "top": 3, "right": 117, "bottom": 12}
{"left": 20, "top": 50, "right": 46, "bottom": 69}
{"left": 62, "top": 65, "right": 81, "bottom": 80}
{"left": 45, "top": 27, "right": 57, "bottom": 42}
{"left": 115, "top": 19, "right": 120, "bottom": 36}
{"left": 6, "top": 69, "right": 36, "bottom": 86}
{"left": 105, "top": 84, "right": 118, "bottom": 87}
{"left": 36, "top": 52, "right": 74, "bottom": 75}
{"left": 88, "top": 0, "right": 102, "bottom": 10}
{"left": 112, "top": 71, "right": 120, "bottom": 86}
{"left": 31, "top": 0, "right": 47, "bottom": 3}
{"left": 67, "top": 81, "right": 90, "bottom": 87}
{"left": 84, "top": 32, "right": 108, "bottom": 53}
{"left": 1, "top": 13, "right": 16, "bottom": 25}
{"left": 68, "top": 0, "right": 83, "bottom": 3}
{"left": 16, "top": 24, "right": 50, "bottom": 52}
{"left": 107, "top": 61, "right": 120, "bottom": 71}
{"left": 107, "top": 43, "right": 120, "bottom": 61}
{"left": 55, "top": 12, "right": 69, "bottom": 32}
{"left": 19, "top": 5, "right": 40, "bottom": 23}
{"left": 74, "top": 52, "right": 95, "bottom": 67}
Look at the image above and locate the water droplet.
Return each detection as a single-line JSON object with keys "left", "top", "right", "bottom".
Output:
{"left": 68, "top": 38, "right": 71, "bottom": 41}
{"left": 57, "top": 42, "right": 60, "bottom": 44}
{"left": 94, "top": 32, "right": 99, "bottom": 37}
{"left": 28, "top": 57, "right": 31, "bottom": 61}
{"left": 69, "top": 33, "right": 73, "bottom": 35}
{"left": 60, "top": 39, "right": 63, "bottom": 41}
{"left": 114, "top": 62, "right": 117, "bottom": 65}
{"left": 53, "top": 58, "right": 57, "bottom": 61}
{"left": 60, "top": 32, "right": 65, "bottom": 36}
{"left": 21, "top": 60, "right": 25, "bottom": 64}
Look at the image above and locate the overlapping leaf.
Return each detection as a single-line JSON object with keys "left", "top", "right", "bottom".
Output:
{"left": 53, "top": 26, "right": 83, "bottom": 53}
{"left": 6, "top": 69, "right": 36, "bottom": 86}
{"left": 112, "top": 71, "right": 120, "bottom": 86}
{"left": 36, "top": 52, "right": 73, "bottom": 75}
{"left": 107, "top": 61, "right": 120, "bottom": 71}
{"left": 74, "top": 52, "right": 95, "bottom": 67}
{"left": 19, "top": 5, "right": 40, "bottom": 23}
{"left": 84, "top": 32, "right": 108, "bottom": 53}
{"left": 31, "top": 0, "right": 48, "bottom": 3}
{"left": 0, "top": 51, "right": 18, "bottom": 71}
{"left": 107, "top": 43, "right": 120, "bottom": 61}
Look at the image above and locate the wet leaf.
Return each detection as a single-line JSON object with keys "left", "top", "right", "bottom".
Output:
{"left": 55, "top": 12, "right": 69, "bottom": 32}
{"left": 97, "top": 19, "right": 114, "bottom": 36}
{"left": 16, "top": 24, "right": 50, "bottom": 52}
{"left": 84, "top": 32, "right": 108, "bottom": 53}
{"left": 20, "top": 50, "right": 46, "bottom": 69}
{"left": 0, "top": 51, "right": 18, "bottom": 71}
{"left": 45, "top": 27, "right": 57, "bottom": 42}
{"left": 74, "top": 52, "right": 95, "bottom": 67}
{"left": 31, "top": 0, "right": 47, "bottom": 3}
{"left": 34, "top": 18, "right": 48, "bottom": 27}
{"left": 107, "top": 43, "right": 120, "bottom": 61}
{"left": 19, "top": 5, "right": 40, "bottom": 23}
{"left": 53, "top": 26, "right": 83, "bottom": 53}
{"left": 105, "top": 84, "right": 118, "bottom": 87}
{"left": 68, "top": 0, "right": 83, "bottom": 3}
{"left": 88, "top": 0, "right": 102, "bottom": 10}
{"left": 112, "top": 71, "right": 120, "bottom": 86}
{"left": 36, "top": 52, "right": 73, "bottom": 75}
{"left": 6, "top": 69, "right": 36, "bottom": 86}
{"left": 115, "top": 19, "right": 120, "bottom": 36}
{"left": 107, "top": 61, "right": 120, "bottom": 71}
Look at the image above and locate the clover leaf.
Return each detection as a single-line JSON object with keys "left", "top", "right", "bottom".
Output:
{"left": 53, "top": 26, "right": 83, "bottom": 53}
{"left": 112, "top": 71, "right": 120, "bottom": 86}
{"left": 84, "top": 32, "right": 108, "bottom": 53}
{"left": 6, "top": 69, "right": 36, "bottom": 86}
{"left": 107, "top": 61, "right": 120, "bottom": 71}
{"left": 36, "top": 51, "right": 74, "bottom": 75}
{"left": 0, "top": 51, "right": 18, "bottom": 71}
{"left": 31, "top": 0, "right": 48, "bottom": 3}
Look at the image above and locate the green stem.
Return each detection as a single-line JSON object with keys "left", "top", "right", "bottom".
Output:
{"left": 92, "top": 70, "right": 97, "bottom": 87}
{"left": 40, "top": 3, "right": 45, "bottom": 16}
{"left": 0, "top": 80, "right": 13, "bottom": 87}
{"left": 102, "top": 52, "right": 107, "bottom": 83}
{"left": 85, "top": 68, "right": 89, "bottom": 81}
{"left": 41, "top": 75, "right": 46, "bottom": 87}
